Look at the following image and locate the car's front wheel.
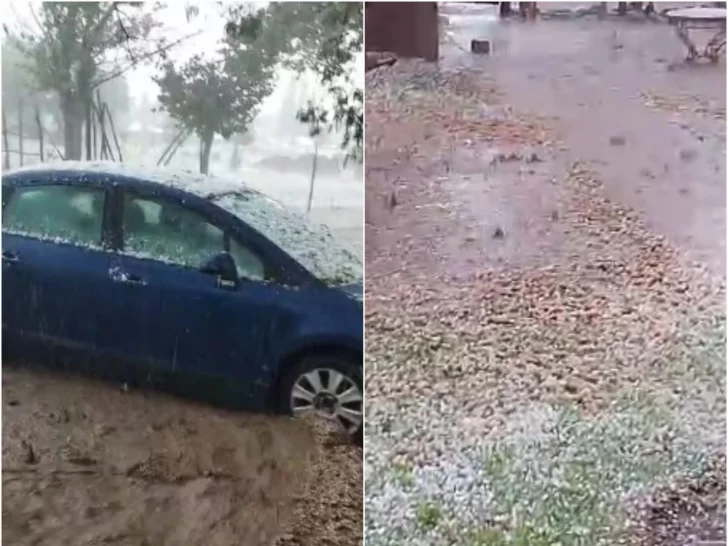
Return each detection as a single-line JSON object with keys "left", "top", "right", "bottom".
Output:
{"left": 278, "top": 354, "right": 363, "bottom": 443}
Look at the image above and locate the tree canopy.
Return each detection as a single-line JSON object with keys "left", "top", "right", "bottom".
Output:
{"left": 2, "top": 31, "right": 131, "bottom": 142}
{"left": 154, "top": 8, "right": 280, "bottom": 174}
{"left": 10, "top": 2, "right": 159, "bottom": 159}
{"left": 226, "top": 2, "right": 362, "bottom": 162}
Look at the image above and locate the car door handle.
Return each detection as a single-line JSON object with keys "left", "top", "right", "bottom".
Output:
{"left": 122, "top": 274, "right": 145, "bottom": 285}
{"left": 109, "top": 268, "right": 146, "bottom": 286}
{"left": 2, "top": 251, "right": 20, "bottom": 264}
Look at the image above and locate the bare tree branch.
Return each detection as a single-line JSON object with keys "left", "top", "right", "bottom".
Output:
{"left": 113, "top": 4, "right": 136, "bottom": 65}
{"left": 93, "top": 29, "right": 203, "bottom": 88}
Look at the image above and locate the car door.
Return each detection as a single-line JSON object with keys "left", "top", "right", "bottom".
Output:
{"left": 99, "top": 188, "right": 285, "bottom": 399}
{"left": 1, "top": 182, "right": 113, "bottom": 351}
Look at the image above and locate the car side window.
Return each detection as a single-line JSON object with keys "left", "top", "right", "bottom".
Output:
{"left": 2, "top": 185, "right": 105, "bottom": 247}
{"left": 122, "top": 193, "right": 226, "bottom": 268}
{"left": 229, "top": 238, "right": 265, "bottom": 281}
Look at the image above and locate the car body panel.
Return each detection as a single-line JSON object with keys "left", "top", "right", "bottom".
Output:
{"left": 267, "top": 285, "right": 363, "bottom": 365}
{"left": 2, "top": 233, "right": 114, "bottom": 350}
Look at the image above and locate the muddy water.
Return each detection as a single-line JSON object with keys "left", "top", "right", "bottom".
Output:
{"left": 439, "top": 2, "right": 726, "bottom": 278}
{"left": 2, "top": 367, "right": 316, "bottom": 546}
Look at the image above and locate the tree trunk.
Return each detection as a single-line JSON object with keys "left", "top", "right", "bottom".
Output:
{"left": 61, "top": 94, "right": 84, "bottom": 161}
{"left": 199, "top": 130, "right": 215, "bottom": 175}
{"left": 2, "top": 108, "right": 10, "bottom": 170}
{"left": 36, "top": 107, "right": 44, "bottom": 163}
{"left": 306, "top": 140, "right": 318, "bottom": 213}
{"left": 18, "top": 99, "right": 24, "bottom": 167}
{"left": 229, "top": 142, "right": 241, "bottom": 171}
{"left": 89, "top": 99, "right": 96, "bottom": 161}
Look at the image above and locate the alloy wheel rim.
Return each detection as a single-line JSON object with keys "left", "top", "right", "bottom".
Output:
{"left": 290, "top": 368, "right": 363, "bottom": 435}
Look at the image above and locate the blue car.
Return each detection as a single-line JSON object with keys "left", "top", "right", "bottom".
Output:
{"left": 2, "top": 162, "right": 363, "bottom": 440}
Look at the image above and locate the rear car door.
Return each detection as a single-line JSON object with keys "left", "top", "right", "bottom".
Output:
{"left": 99, "top": 188, "right": 286, "bottom": 400}
{"left": 2, "top": 182, "right": 112, "bottom": 351}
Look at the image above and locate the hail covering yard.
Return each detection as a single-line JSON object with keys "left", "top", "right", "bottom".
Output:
{"left": 365, "top": 3, "right": 725, "bottom": 545}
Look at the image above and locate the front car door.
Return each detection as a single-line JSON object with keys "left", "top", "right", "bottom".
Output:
{"left": 2, "top": 180, "right": 113, "bottom": 354}
{"left": 101, "top": 187, "right": 292, "bottom": 406}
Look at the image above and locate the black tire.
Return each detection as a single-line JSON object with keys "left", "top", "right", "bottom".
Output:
{"left": 278, "top": 354, "right": 363, "bottom": 445}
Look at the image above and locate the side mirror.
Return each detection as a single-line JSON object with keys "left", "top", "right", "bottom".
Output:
{"left": 200, "top": 252, "right": 239, "bottom": 287}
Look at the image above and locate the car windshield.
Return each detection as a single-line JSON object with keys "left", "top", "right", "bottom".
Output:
{"left": 210, "top": 190, "right": 362, "bottom": 286}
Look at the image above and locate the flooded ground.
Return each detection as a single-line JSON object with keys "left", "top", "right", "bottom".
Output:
{"left": 475, "top": 3, "right": 724, "bottom": 276}
{"left": 365, "top": 3, "right": 725, "bottom": 545}
{"left": 2, "top": 367, "right": 362, "bottom": 546}
{"left": 368, "top": 2, "right": 724, "bottom": 283}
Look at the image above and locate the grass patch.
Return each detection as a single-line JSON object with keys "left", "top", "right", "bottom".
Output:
{"left": 415, "top": 501, "right": 442, "bottom": 530}
{"left": 391, "top": 461, "right": 416, "bottom": 489}
{"left": 467, "top": 398, "right": 716, "bottom": 545}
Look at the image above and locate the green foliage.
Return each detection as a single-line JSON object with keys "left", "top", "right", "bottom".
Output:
{"left": 8, "top": 2, "right": 157, "bottom": 158}
{"left": 414, "top": 502, "right": 442, "bottom": 530}
{"left": 2, "top": 32, "right": 130, "bottom": 134}
{"left": 390, "top": 462, "right": 415, "bottom": 488}
{"left": 2, "top": 36, "right": 36, "bottom": 96}
{"left": 470, "top": 400, "right": 713, "bottom": 545}
{"left": 227, "top": 2, "right": 363, "bottom": 161}
{"left": 154, "top": 9, "right": 281, "bottom": 173}
{"left": 154, "top": 18, "right": 278, "bottom": 142}
{"left": 1, "top": 35, "right": 56, "bottom": 135}
{"left": 17, "top": 2, "right": 156, "bottom": 96}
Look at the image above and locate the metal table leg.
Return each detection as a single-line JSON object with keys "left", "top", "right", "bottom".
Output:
{"left": 706, "top": 26, "right": 727, "bottom": 61}
{"left": 675, "top": 21, "right": 700, "bottom": 60}
{"left": 674, "top": 21, "right": 726, "bottom": 61}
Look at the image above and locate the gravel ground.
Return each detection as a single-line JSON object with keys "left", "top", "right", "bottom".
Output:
{"left": 2, "top": 367, "right": 362, "bottom": 546}
{"left": 364, "top": 6, "right": 725, "bottom": 545}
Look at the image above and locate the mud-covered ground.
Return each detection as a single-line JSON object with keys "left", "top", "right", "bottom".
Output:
{"left": 365, "top": 3, "right": 725, "bottom": 545}
{"left": 2, "top": 367, "right": 362, "bottom": 546}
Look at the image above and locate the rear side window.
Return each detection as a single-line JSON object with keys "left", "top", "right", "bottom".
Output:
{"left": 2, "top": 185, "right": 106, "bottom": 247}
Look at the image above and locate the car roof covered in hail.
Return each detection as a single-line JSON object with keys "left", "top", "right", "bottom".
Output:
{"left": 3, "top": 161, "right": 260, "bottom": 200}
{"left": 4, "top": 161, "right": 363, "bottom": 284}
